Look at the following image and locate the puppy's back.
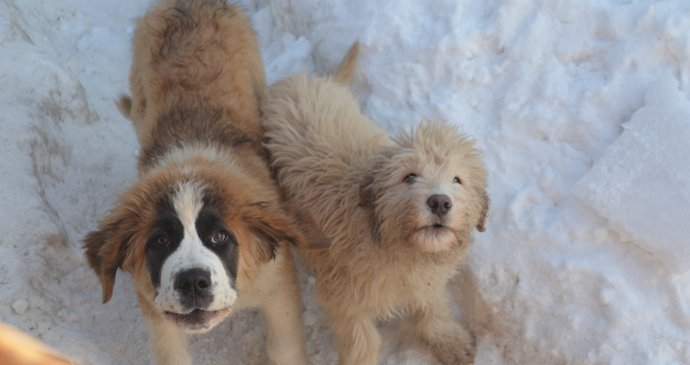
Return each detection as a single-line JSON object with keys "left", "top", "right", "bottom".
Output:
{"left": 127, "top": 0, "right": 266, "bottom": 150}
{"left": 263, "top": 47, "right": 395, "bottom": 241}
{"left": 263, "top": 74, "right": 390, "bottom": 165}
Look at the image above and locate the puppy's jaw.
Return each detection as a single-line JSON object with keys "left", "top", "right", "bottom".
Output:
{"left": 412, "top": 226, "right": 457, "bottom": 253}
{"left": 163, "top": 308, "right": 232, "bottom": 334}
{"left": 408, "top": 200, "right": 463, "bottom": 254}
{"left": 153, "top": 181, "right": 237, "bottom": 332}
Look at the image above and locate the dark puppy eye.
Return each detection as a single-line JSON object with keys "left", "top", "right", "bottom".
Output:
{"left": 155, "top": 235, "right": 170, "bottom": 247}
{"left": 210, "top": 230, "right": 228, "bottom": 246}
{"left": 403, "top": 173, "right": 418, "bottom": 184}
{"left": 453, "top": 176, "right": 462, "bottom": 184}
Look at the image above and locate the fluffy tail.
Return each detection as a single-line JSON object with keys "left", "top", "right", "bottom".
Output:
{"left": 332, "top": 41, "right": 360, "bottom": 85}
{"left": 116, "top": 95, "right": 132, "bottom": 120}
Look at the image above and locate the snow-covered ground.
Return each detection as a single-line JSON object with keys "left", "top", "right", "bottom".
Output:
{"left": 1, "top": 0, "right": 689, "bottom": 364}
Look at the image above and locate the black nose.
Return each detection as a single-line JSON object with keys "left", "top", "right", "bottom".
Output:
{"left": 427, "top": 194, "right": 452, "bottom": 216}
{"left": 174, "top": 269, "right": 212, "bottom": 299}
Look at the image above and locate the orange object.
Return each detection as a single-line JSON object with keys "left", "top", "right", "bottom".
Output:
{"left": 0, "top": 324, "right": 74, "bottom": 365}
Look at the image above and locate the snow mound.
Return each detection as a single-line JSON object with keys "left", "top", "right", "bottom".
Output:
{"left": 574, "top": 74, "right": 690, "bottom": 275}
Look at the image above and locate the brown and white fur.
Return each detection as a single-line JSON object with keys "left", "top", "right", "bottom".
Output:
{"left": 83, "top": 1, "right": 308, "bottom": 364}
{"left": 262, "top": 43, "right": 489, "bottom": 365}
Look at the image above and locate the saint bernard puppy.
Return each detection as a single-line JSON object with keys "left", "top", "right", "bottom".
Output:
{"left": 83, "top": 1, "right": 308, "bottom": 364}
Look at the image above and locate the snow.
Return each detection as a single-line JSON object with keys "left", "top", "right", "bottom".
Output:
{"left": 1, "top": 0, "right": 689, "bottom": 364}
{"left": 574, "top": 73, "right": 690, "bottom": 275}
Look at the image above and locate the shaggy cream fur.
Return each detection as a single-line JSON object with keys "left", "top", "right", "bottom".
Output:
{"left": 262, "top": 44, "right": 489, "bottom": 365}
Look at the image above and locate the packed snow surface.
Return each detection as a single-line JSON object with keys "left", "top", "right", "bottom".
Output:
{"left": 574, "top": 73, "right": 690, "bottom": 275}
{"left": 0, "top": 0, "right": 689, "bottom": 364}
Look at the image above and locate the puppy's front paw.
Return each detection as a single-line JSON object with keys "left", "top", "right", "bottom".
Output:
{"left": 433, "top": 339, "right": 475, "bottom": 365}
{"left": 424, "top": 325, "right": 476, "bottom": 365}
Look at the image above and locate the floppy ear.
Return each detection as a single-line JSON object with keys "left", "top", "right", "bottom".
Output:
{"left": 83, "top": 206, "right": 135, "bottom": 303}
{"left": 358, "top": 174, "right": 376, "bottom": 208}
{"left": 241, "top": 204, "right": 307, "bottom": 262}
{"left": 476, "top": 191, "right": 490, "bottom": 232}
{"left": 358, "top": 151, "right": 391, "bottom": 208}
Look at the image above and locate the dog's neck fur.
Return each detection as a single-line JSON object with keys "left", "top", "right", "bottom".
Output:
{"left": 147, "top": 143, "right": 237, "bottom": 176}
{"left": 377, "top": 226, "right": 469, "bottom": 267}
{"left": 137, "top": 104, "right": 265, "bottom": 175}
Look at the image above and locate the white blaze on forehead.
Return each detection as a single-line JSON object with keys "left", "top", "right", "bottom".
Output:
{"left": 173, "top": 181, "right": 205, "bottom": 230}
{"left": 154, "top": 181, "right": 237, "bottom": 315}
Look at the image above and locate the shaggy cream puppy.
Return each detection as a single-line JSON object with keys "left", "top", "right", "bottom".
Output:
{"left": 262, "top": 44, "right": 489, "bottom": 365}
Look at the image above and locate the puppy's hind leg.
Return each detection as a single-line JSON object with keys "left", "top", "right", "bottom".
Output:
{"left": 328, "top": 310, "right": 380, "bottom": 365}
{"left": 413, "top": 295, "right": 475, "bottom": 365}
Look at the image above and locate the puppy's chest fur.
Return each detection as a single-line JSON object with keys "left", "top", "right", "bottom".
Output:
{"left": 309, "top": 244, "right": 462, "bottom": 318}
{"left": 391, "top": 248, "right": 463, "bottom": 301}
{"left": 375, "top": 260, "right": 459, "bottom": 319}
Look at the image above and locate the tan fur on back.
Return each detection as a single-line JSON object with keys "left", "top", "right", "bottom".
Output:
{"left": 262, "top": 47, "right": 488, "bottom": 365}
{"left": 123, "top": 0, "right": 266, "bottom": 173}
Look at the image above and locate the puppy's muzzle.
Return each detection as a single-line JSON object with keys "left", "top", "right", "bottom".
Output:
{"left": 427, "top": 194, "right": 452, "bottom": 217}
{"left": 174, "top": 268, "right": 214, "bottom": 309}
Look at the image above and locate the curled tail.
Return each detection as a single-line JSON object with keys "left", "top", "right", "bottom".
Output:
{"left": 332, "top": 41, "right": 360, "bottom": 85}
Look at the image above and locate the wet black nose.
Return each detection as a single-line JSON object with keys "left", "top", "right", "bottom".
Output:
{"left": 174, "top": 269, "right": 212, "bottom": 299}
{"left": 427, "top": 194, "right": 452, "bottom": 216}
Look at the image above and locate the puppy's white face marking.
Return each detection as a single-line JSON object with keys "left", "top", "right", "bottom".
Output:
{"left": 153, "top": 181, "right": 237, "bottom": 323}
